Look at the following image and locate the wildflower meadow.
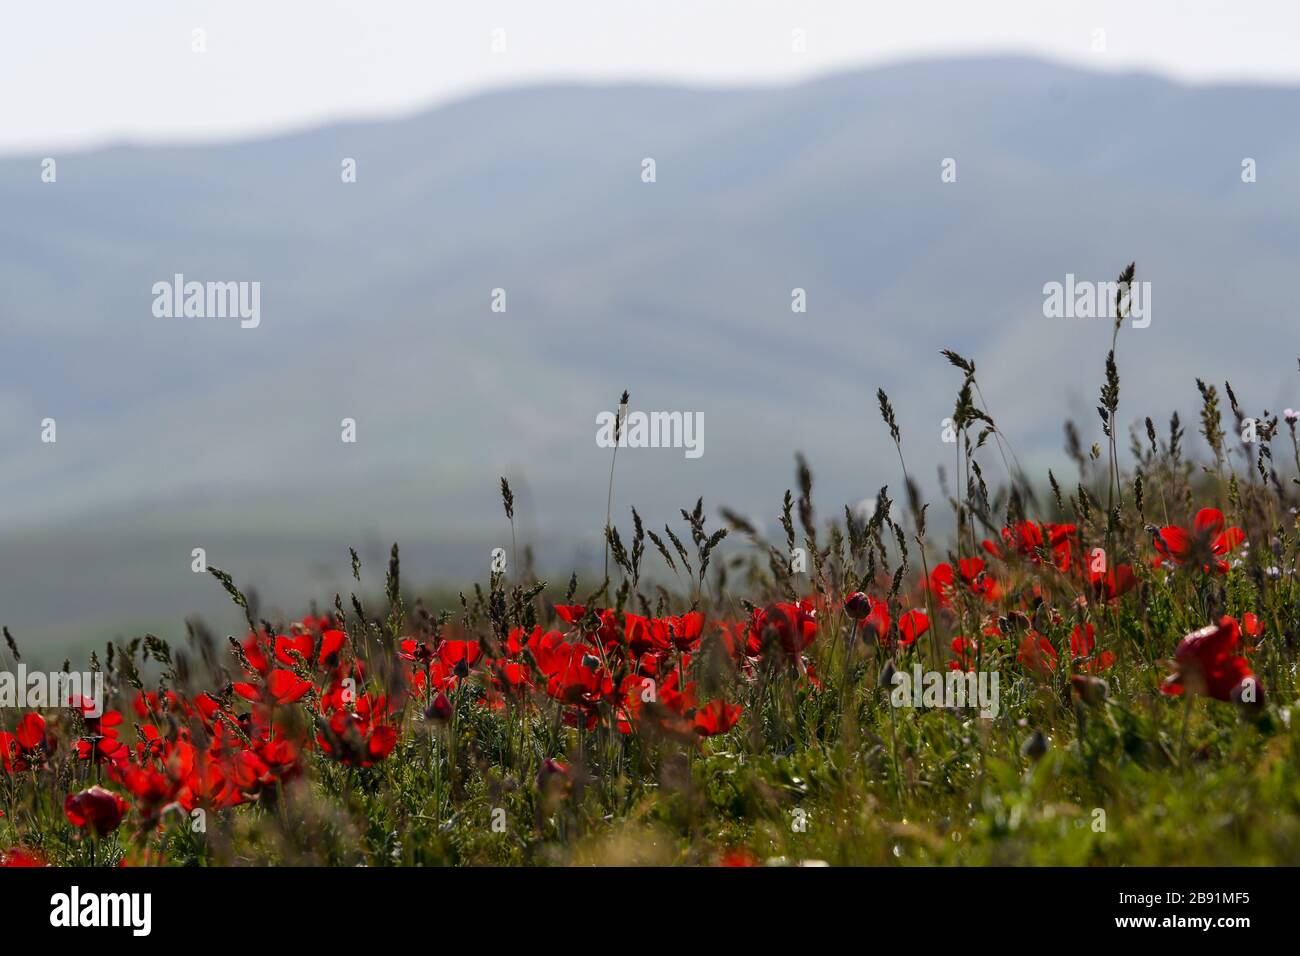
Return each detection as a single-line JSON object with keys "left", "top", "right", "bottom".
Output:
{"left": 5, "top": 290, "right": 1298, "bottom": 872}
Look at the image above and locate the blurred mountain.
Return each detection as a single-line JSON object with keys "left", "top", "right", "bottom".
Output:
{"left": 3, "top": 55, "right": 1299, "bottom": 659}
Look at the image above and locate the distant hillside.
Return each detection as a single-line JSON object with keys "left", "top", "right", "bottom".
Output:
{"left": 3, "top": 56, "right": 1298, "bottom": 657}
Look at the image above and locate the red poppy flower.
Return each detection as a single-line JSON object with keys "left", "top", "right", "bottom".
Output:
{"left": 864, "top": 598, "right": 891, "bottom": 642}
{"left": 665, "top": 612, "right": 705, "bottom": 652}
{"left": 1162, "top": 616, "right": 1259, "bottom": 703}
{"left": 234, "top": 669, "right": 313, "bottom": 706}
{"left": 929, "top": 559, "right": 1001, "bottom": 608}
{"left": 536, "top": 757, "right": 569, "bottom": 789}
{"left": 117, "top": 766, "right": 183, "bottom": 822}
{"left": 64, "top": 785, "right": 130, "bottom": 836}
{"left": 1017, "top": 631, "right": 1058, "bottom": 676}
{"left": 274, "top": 633, "right": 313, "bottom": 667}
{"left": 1, "top": 713, "right": 53, "bottom": 774}
{"left": 554, "top": 605, "right": 586, "bottom": 625}
{"left": 715, "top": 619, "right": 755, "bottom": 661}
{"left": 525, "top": 627, "right": 570, "bottom": 676}
{"left": 624, "top": 614, "right": 670, "bottom": 656}
{"left": 949, "top": 635, "right": 979, "bottom": 671}
{"left": 844, "top": 591, "right": 872, "bottom": 620}
{"left": 547, "top": 646, "right": 610, "bottom": 707}
{"left": 846, "top": 593, "right": 891, "bottom": 642}
{"left": 318, "top": 629, "right": 347, "bottom": 666}
{"left": 1088, "top": 563, "right": 1136, "bottom": 602}
{"left": 317, "top": 705, "right": 399, "bottom": 767}
{"left": 490, "top": 659, "right": 532, "bottom": 700}
{"left": 719, "top": 847, "right": 759, "bottom": 867}
{"left": 897, "top": 609, "right": 929, "bottom": 646}
{"left": 239, "top": 634, "right": 272, "bottom": 675}
{"left": 754, "top": 600, "right": 819, "bottom": 657}
{"left": 1069, "top": 622, "right": 1096, "bottom": 657}
{"left": 269, "top": 670, "right": 313, "bottom": 703}
{"left": 15, "top": 712, "right": 46, "bottom": 751}
{"left": 132, "top": 690, "right": 177, "bottom": 719}
{"left": 72, "top": 701, "right": 128, "bottom": 765}
{"left": 999, "top": 521, "right": 1077, "bottom": 571}
{"left": 399, "top": 637, "right": 435, "bottom": 664}
{"left": 426, "top": 691, "right": 453, "bottom": 721}
{"left": 438, "top": 640, "right": 482, "bottom": 674}
{"left": 692, "top": 700, "right": 742, "bottom": 736}
{"left": 1153, "top": 509, "right": 1245, "bottom": 573}
{"left": 1070, "top": 674, "right": 1108, "bottom": 705}
{"left": 1069, "top": 623, "right": 1115, "bottom": 673}
{"left": 366, "top": 725, "right": 399, "bottom": 760}
{"left": 927, "top": 564, "right": 956, "bottom": 608}
{"left": 1, "top": 847, "right": 46, "bottom": 867}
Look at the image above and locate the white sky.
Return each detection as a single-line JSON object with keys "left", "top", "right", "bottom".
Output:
{"left": 1, "top": 0, "right": 1295, "bottom": 155}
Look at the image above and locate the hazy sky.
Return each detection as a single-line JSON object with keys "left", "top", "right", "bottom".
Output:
{"left": 1, "top": 1, "right": 1294, "bottom": 154}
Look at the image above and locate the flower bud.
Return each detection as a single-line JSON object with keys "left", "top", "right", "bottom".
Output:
{"left": 1021, "top": 730, "right": 1049, "bottom": 762}
{"left": 879, "top": 660, "right": 897, "bottom": 688}
{"left": 1070, "top": 674, "right": 1109, "bottom": 705}
{"left": 844, "top": 592, "right": 872, "bottom": 620}
{"left": 425, "top": 691, "right": 452, "bottom": 722}
{"left": 64, "top": 785, "right": 129, "bottom": 836}
{"left": 536, "top": 757, "right": 569, "bottom": 790}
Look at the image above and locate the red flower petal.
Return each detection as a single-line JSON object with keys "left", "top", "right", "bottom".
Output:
{"left": 14, "top": 713, "right": 45, "bottom": 751}
{"left": 267, "top": 669, "right": 311, "bottom": 704}
{"left": 898, "top": 610, "right": 929, "bottom": 645}
{"left": 1193, "top": 508, "right": 1225, "bottom": 535}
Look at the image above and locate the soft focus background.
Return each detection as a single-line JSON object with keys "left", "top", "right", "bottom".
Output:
{"left": 2, "top": 2, "right": 1298, "bottom": 660}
